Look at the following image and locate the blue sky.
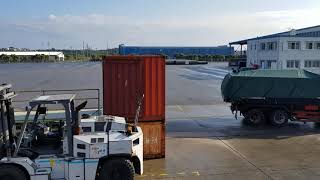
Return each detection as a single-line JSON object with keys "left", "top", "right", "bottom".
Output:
{"left": 1, "top": 0, "right": 320, "bottom": 49}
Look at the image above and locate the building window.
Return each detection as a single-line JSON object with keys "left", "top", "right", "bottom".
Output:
{"left": 305, "top": 60, "right": 312, "bottom": 68}
{"left": 288, "top": 42, "right": 300, "bottom": 50}
{"left": 313, "top": 61, "right": 320, "bottom": 67}
{"left": 267, "top": 42, "right": 277, "bottom": 50}
{"left": 305, "top": 60, "right": 320, "bottom": 68}
{"left": 316, "top": 42, "right": 320, "bottom": 49}
{"left": 260, "top": 60, "right": 276, "bottom": 69}
{"left": 287, "top": 60, "right": 300, "bottom": 68}
{"left": 260, "top": 43, "right": 266, "bottom": 50}
{"left": 306, "top": 42, "right": 313, "bottom": 49}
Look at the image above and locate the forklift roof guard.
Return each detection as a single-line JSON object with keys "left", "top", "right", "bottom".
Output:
{"left": 29, "top": 94, "right": 76, "bottom": 107}
{"left": 15, "top": 94, "right": 77, "bottom": 157}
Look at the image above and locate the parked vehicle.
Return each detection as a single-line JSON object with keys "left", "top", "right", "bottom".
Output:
{"left": 0, "top": 84, "right": 143, "bottom": 180}
{"left": 221, "top": 69, "right": 320, "bottom": 126}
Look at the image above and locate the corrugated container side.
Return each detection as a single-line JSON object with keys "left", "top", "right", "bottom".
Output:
{"left": 142, "top": 56, "right": 166, "bottom": 121}
{"left": 138, "top": 121, "right": 165, "bottom": 159}
{"left": 102, "top": 55, "right": 165, "bottom": 122}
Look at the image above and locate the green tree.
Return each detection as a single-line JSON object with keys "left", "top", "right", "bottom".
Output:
{"left": 10, "top": 54, "right": 19, "bottom": 63}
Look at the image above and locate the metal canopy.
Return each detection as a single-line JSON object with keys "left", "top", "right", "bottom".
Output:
{"left": 29, "top": 94, "right": 76, "bottom": 107}
{"left": 15, "top": 93, "right": 77, "bottom": 157}
{"left": 229, "top": 40, "right": 248, "bottom": 45}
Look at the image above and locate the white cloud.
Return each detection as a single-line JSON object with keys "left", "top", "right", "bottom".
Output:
{"left": 1, "top": 8, "right": 320, "bottom": 49}
{"left": 48, "top": 14, "right": 56, "bottom": 20}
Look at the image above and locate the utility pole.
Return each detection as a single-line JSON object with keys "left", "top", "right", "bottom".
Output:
{"left": 83, "top": 41, "right": 85, "bottom": 57}
{"left": 86, "top": 43, "right": 89, "bottom": 57}
{"left": 107, "top": 41, "right": 109, "bottom": 55}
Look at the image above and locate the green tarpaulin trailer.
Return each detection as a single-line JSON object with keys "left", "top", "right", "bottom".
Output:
{"left": 221, "top": 69, "right": 320, "bottom": 126}
{"left": 221, "top": 69, "right": 320, "bottom": 102}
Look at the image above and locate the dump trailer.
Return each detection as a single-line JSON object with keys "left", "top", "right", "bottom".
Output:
{"left": 0, "top": 84, "right": 144, "bottom": 180}
{"left": 221, "top": 69, "right": 320, "bottom": 126}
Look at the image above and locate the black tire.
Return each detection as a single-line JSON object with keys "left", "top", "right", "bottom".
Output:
{"left": 98, "top": 158, "right": 135, "bottom": 180}
{"left": 243, "top": 109, "right": 266, "bottom": 126}
{"left": 0, "top": 164, "right": 28, "bottom": 180}
{"left": 315, "top": 122, "right": 320, "bottom": 127}
{"left": 270, "top": 110, "right": 289, "bottom": 127}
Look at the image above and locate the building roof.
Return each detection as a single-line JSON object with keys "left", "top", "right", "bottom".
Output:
{"left": 230, "top": 25, "right": 320, "bottom": 45}
{"left": 234, "top": 69, "right": 320, "bottom": 78}
{"left": 119, "top": 45, "right": 230, "bottom": 49}
{"left": 0, "top": 51, "right": 64, "bottom": 57}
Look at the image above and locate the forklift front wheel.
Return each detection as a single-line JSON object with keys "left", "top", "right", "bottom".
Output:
{"left": 0, "top": 164, "right": 28, "bottom": 180}
{"left": 98, "top": 158, "right": 135, "bottom": 180}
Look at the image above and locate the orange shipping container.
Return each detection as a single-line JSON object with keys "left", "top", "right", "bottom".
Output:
{"left": 139, "top": 121, "right": 165, "bottom": 159}
{"left": 102, "top": 55, "right": 165, "bottom": 122}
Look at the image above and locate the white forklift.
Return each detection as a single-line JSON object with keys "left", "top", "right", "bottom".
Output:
{"left": 0, "top": 84, "right": 144, "bottom": 180}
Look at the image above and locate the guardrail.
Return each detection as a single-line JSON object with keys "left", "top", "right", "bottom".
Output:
{"left": 13, "top": 89, "right": 101, "bottom": 115}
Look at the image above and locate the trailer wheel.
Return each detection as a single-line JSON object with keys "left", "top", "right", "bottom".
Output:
{"left": 0, "top": 164, "right": 28, "bottom": 180}
{"left": 98, "top": 158, "right": 135, "bottom": 180}
{"left": 270, "top": 110, "right": 288, "bottom": 127}
{"left": 243, "top": 109, "right": 266, "bottom": 126}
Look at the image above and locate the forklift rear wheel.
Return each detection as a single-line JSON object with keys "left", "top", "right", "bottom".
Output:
{"left": 99, "top": 158, "right": 135, "bottom": 180}
{"left": 270, "top": 109, "right": 288, "bottom": 127}
{"left": 243, "top": 109, "right": 266, "bottom": 126}
{"left": 0, "top": 164, "right": 28, "bottom": 180}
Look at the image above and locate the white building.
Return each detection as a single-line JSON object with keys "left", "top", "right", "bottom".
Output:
{"left": 0, "top": 51, "right": 65, "bottom": 61}
{"left": 230, "top": 25, "right": 320, "bottom": 70}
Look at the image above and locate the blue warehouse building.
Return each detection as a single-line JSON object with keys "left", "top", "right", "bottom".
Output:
{"left": 119, "top": 44, "right": 234, "bottom": 58}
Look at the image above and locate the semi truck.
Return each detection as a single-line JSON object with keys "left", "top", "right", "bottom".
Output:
{"left": 221, "top": 69, "right": 320, "bottom": 126}
{"left": 0, "top": 84, "right": 144, "bottom": 180}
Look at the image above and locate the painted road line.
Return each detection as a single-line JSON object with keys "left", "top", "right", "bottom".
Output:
{"left": 176, "top": 105, "right": 184, "bottom": 112}
{"left": 138, "top": 171, "right": 206, "bottom": 178}
{"left": 183, "top": 69, "right": 225, "bottom": 79}
{"left": 192, "top": 171, "right": 200, "bottom": 176}
{"left": 159, "top": 173, "right": 169, "bottom": 176}
{"left": 204, "top": 67, "right": 230, "bottom": 73}
{"left": 177, "top": 172, "right": 186, "bottom": 175}
{"left": 201, "top": 67, "right": 229, "bottom": 75}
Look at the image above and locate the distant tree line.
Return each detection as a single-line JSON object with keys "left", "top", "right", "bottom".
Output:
{"left": 0, "top": 54, "right": 57, "bottom": 63}
{"left": 174, "top": 54, "right": 245, "bottom": 62}
{"left": 64, "top": 48, "right": 119, "bottom": 61}
{"left": 0, "top": 48, "right": 120, "bottom": 63}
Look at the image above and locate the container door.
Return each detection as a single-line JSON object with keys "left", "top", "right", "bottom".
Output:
{"left": 139, "top": 121, "right": 165, "bottom": 159}
{"left": 103, "top": 60, "right": 144, "bottom": 119}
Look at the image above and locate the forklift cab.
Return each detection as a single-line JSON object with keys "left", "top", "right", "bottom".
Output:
{"left": 14, "top": 94, "right": 84, "bottom": 157}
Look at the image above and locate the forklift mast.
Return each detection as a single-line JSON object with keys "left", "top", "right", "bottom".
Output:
{"left": 0, "top": 84, "right": 16, "bottom": 159}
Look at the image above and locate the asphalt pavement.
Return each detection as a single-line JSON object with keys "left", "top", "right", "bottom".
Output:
{"left": 2, "top": 62, "right": 320, "bottom": 179}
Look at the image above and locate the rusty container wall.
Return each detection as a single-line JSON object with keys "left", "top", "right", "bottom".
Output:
{"left": 138, "top": 121, "right": 165, "bottom": 159}
{"left": 102, "top": 55, "right": 165, "bottom": 122}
